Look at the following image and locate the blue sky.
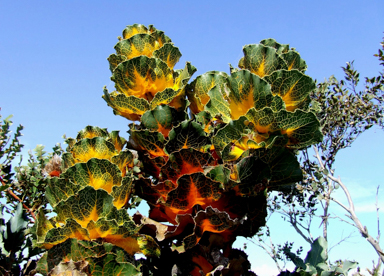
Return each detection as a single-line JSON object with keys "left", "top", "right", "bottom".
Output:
{"left": 1, "top": 1, "right": 383, "bottom": 274}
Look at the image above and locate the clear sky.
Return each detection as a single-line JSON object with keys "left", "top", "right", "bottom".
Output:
{"left": 1, "top": 1, "right": 383, "bottom": 275}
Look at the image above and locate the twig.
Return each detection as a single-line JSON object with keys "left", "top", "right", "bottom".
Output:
{"left": 0, "top": 176, "right": 36, "bottom": 222}
{"left": 376, "top": 186, "right": 381, "bottom": 243}
{"left": 248, "top": 231, "right": 283, "bottom": 272}
{"left": 328, "top": 231, "right": 356, "bottom": 253}
{"left": 313, "top": 145, "right": 384, "bottom": 265}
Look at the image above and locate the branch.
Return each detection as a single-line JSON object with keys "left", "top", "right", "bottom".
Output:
{"left": 0, "top": 177, "right": 36, "bottom": 222}
{"left": 248, "top": 235, "right": 283, "bottom": 272}
{"left": 313, "top": 146, "right": 384, "bottom": 265}
{"left": 287, "top": 211, "right": 313, "bottom": 244}
{"left": 328, "top": 231, "right": 356, "bottom": 253}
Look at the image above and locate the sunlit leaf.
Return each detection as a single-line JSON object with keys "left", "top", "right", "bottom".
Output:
{"left": 186, "top": 71, "right": 229, "bottom": 114}
{"left": 273, "top": 109, "right": 323, "bottom": 148}
{"left": 141, "top": 105, "right": 187, "bottom": 138}
{"left": 205, "top": 85, "right": 231, "bottom": 123}
{"left": 107, "top": 131, "right": 127, "bottom": 152}
{"left": 122, "top": 24, "right": 153, "bottom": 39}
{"left": 166, "top": 120, "right": 211, "bottom": 154}
{"left": 111, "top": 150, "right": 134, "bottom": 177}
{"left": 111, "top": 56, "right": 176, "bottom": 100}
{"left": 111, "top": 176, "right": 133, "bottom": 209}
{"left": 76, "top": 126, "right": 109, "bottom": 140}
{"left": 153, "top": 43, "right": 182, "bottom": 69}
{"left": 128, "top": 128, "right": 167, "bottom": 158}
{"left": 36, "top": 239, "right": 142, "bottom": 276}
{"left": 260, "top": 38, "right": 289, "bottom": 54}
{"left": 69, "top": 137, "right": 117, "bottom": 163}
{"left": 107, "top": 53, "right": 127, "bottom": 72}
{"left": 45, "top": 177, "right": 82, "bottom": 208}
{"left": 281, "top": 50, "right": 307, "bottom": 72}
{"left": 102, "top": 88, "right": 150, "bottom": 121}
{"left": 114, "top": 33, "right": 165, "bottom": 60}
{"left": 225, "top": 70, "right": 284, "bottom": 119}
{"left": 54, "top": 187, "right": 115, "bottom": 228}
{"left": 61, "top": 152, "right": 76, "bottom": 172}
{"left": 150, "top": 62, "right": 196, "bottom": 110}
{"left": 212, "top": 116, "right": 249, "bottom": 159}
{"left": 106, "top": 57, "right": 195, "bottom": 120}
{"left": 239, "top": 44, "right": 288, "bottom": 77}
{"left": 264, "top": 70, "right": 315, "bottom": 111}
{"left": 61, "top": 158, "right": 123, "bottom": 193}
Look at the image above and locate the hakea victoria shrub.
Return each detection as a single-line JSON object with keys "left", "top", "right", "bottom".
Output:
{"left": 35, "top": 24, "right": 322, "bottom": 276}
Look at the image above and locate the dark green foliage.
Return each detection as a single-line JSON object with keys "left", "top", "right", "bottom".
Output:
{"left": 0, "top": 204, "right": 42, "bottom": 275}
{"left": 278, "top": 237, "right": 357, "bottom": 276}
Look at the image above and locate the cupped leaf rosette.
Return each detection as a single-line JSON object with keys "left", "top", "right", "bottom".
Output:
{"left": 187, "top": 39, "right": 311, "bottom": 117}
{"left": 35, "top": 126, "right": 160, "bottom": 270}
{"left": 103, "top": 24, "right": 196, "bottom": 121}
{"left": 186, "top": 40, "right": 322, "bottom": 161}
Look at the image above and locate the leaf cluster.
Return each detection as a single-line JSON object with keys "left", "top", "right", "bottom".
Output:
{"left": 0, "top": 110, "right": 24, "bottom": 187}
{"left": 278, "top": 237, "right": 357, "bottom": 276}
{"left": 0, "top": 203, "right": 42, "bottom": 276}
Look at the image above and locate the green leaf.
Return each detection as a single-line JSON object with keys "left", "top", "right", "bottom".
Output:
{"left": 281, "top": 51, "right": 307, "bottom": 72}
{"left": 111, "top": 55, "right": 174, "bottom": 97}
{"left": 150, "top": 62, "right": 196, "bottom": 111}
{"left": 226, "top": 70, "right": 284, "bottom": 119}
{"left": 107, "top": 131, "right": 127, "bottom": 152}
{"left": 212, "top": 116, "right": 249, "bottom": 160}
{"left": 205, "top": 165, "right": 231, "bottom": 186}
{"left": 205, "top": 85, "right": 231, "bottom": 122}
{"left": 332, "top": 260, "right": 357, "bottom": 275}
{"left": 141, "top": 105, "right": 187, "bottom": 138}
{"left": 36, "top": 239, "right": 143, "bottom": 276}
{"left": 186, "top": 71, "right": 229, "bottom": 114}
{"left": 128, "top": 128, "right": 167, "bottom": 158}
{"left": 69, "top": 137, "right": 117, "bottom": 163}
{"left": 102, "top": 88, "right": 150, "bottom": 121}
{"left": 111, "top": 176, "right": 133, "bottom": 209}
{"left": 240, "top": 44, "right": 288, "bottom": 77}
{"left": 153, "top": 43, "right": 182, "bottom": 69}
{"left": 111, "top": 149, "right": 134, "bottom": 176}
{"left": 76, "top": 126, "right": 109, "bottom": 140}
{"left": 264, "top": 70, "right": 315, "bottom": 111}
{"left": 304, "top": 237, "right": 328, "bottom": 268}
{"left": 114, "top": 33, "right": 165, "bottom": 60}
{"left": 61, "top": 158, "right": 123, "bottom": 194}
{"left": 107, "top": 53, "right": 127, "bottom": 72}
{"left": 54, "top": 186, "right": 116, "bottom": 228}
{"left": 246, "top": 108, "right": 323, "bottom": 149}
{"left": 2, "top": 203, "right": 29, "bottom": 253}
{"left": 166, "top": 120, "right": 211, "bottom": 154}
{"left": 259, "top": 38, "right": 289, "bottom": 54}
{"left": 45, "top": 177, "right": 82, "bottom": 208}
{"left": 122, "top": 24, "right": 152, "bottom": 39}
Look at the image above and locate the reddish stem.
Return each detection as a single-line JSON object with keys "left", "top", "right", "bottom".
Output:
{"left": 0, "top": 176, "right": 36, "bottom": 222}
